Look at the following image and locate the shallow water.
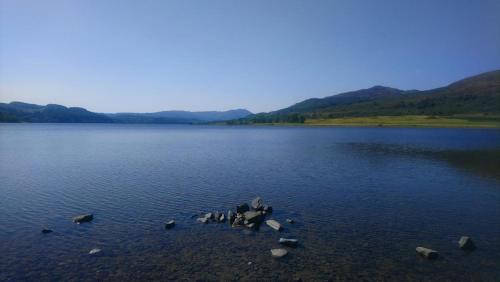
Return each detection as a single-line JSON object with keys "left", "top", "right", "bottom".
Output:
{"left": 0, "top": 124, "right": 499, "bottom": 281}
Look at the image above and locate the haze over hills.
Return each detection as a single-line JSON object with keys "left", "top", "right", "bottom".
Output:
{"left": 0, "top": 102, "right": 252, "bottom": 123}
{"left": 233, "top": 69, "right": 500, "bottom": 124}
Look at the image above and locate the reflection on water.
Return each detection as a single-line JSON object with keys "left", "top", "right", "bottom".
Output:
{"left": 0, "top": 124, "right": 499, "bottom": 281}
{"left": 343, "top": 143, "right": 500, "bottom": 181}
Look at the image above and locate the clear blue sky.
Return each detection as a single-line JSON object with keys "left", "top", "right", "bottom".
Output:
{"left": 1, "top": 0, "right": 499, "bottom": 113}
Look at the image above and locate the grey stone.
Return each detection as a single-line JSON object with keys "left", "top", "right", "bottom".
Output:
{"left": 286, "top": 218, "right": 294, "bottom": 224}
{"left": 73, "top": 214, "right": 93, "bottom": 224}
{"left": 236, "top": 203, "right": 250, "bottom": 214}
{"left": 279, "top": 238, "right": 298, "bottom": 247}
{"left": 89, "top": 248, "right": 101, "bottom": 255}
{"left": 459, "top": 236, "right": 475, "bottom": 250}
{"left": 165, "top": 220, "right": 175, "bottom": 229}
{"left": 243, "top": 211, "right": 263, "bottom": 224}
{"left": 232, "top": 217, "right": 244, "bottom": 227}
{"left": 416, "top": 247, "right": 438, "bottom": 259}
{"left": 266, "top": 219, "right": 282, "bottom": 231}
{"left": 251, "top": 197, "right": 263, "bottom": 210}
{"left": 204, "top": 213, "right": 213, "bottom": 220}
{"left": 271, "top": 248, "right": 288, "bottom": 258}
{"left": 219, "top": 213, "right": 225, "bottom": 222}
{"left": 197, "top": 217, "right": 209, "bottom": 224}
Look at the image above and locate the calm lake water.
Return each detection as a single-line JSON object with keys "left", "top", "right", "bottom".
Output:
{"left": 1, "top": 124, "right": 499, "bottom": 281}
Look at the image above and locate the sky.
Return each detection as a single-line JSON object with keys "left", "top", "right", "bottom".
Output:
{"left": 1, "top": 0, "right": 499, "bottom": 113}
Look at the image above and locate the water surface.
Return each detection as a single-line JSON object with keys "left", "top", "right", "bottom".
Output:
{"left": 1, "top": 124, "right": 499, "bottom": 281}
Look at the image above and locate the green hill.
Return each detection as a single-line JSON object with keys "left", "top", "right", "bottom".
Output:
{"left": 230, "top": 70, "right": 500, "bottom": 125}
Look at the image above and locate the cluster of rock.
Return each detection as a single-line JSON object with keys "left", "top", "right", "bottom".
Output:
{"left": 195, "top": 197, "right": 274, "bottom": 230}
{"left": 416, "top": 236, "right": 476, "bottom": 259}
{"left": 195, "top": 197, "right": 298, "bottom": 258}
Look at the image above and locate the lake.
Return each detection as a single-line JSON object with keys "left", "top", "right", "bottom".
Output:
{"left": 0, "top": 124, "right": 499, "bottom": 281}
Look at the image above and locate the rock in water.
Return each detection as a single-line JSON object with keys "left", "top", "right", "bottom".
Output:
{"left": 73, "top": 214, "right": 93, "bottom": 224}
{"left": 227, "top": 210, "right": 235, "bottom": 225}
{"left": 286, "top": 218, "right": 294, "bottom": 224}
{"left": 266, "top": 219, "right": 282, "bottom": 231}
{"left": 236, "top": 203, "right": 250, "bottom": 214}
{"left": 232, "top": 217, "right": 244, "bottom": 227}
{"left": 263, "top": 205, "right": 273, "bottom": 213}
{"left": 214, "top": 212, "right": 221, "bottom": 222}
{"left": 243, "top": 211, "right": 263, "bottom": 224}
{"left": 165, "top": 220, "right": 175, "bottom": 229}
{"left": 416, "top": 247, "right": 438, "bottom": 259}
{"left": 271, "top": 248, "right": 288, "bottom": 258}
{"left": 459, "top": 236, "right": 475, "bottom": 250}
{"left": 197, "top": 217, "right": 209, "bottom": 224}
{"left": 219, "top": 213, "right": 225, "bottom": 222}
{"left": 279, "top": 238, "right": 298, "bottom": 247}
{"left": 251, "top": 197, "right": 263, "bottom": 210}
{"left": 89, "top": 248, "right": 101, "bottom": 255}
{"left": 41, "top": 228, "right": 53, "bottom": 234}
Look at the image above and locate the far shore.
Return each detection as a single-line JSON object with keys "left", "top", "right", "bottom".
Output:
{"left": 228, "top": 115, "right": 500, "bottom": 128}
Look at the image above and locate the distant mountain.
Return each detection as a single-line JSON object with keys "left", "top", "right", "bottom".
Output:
{"left": 233, "top": 69, "right": 500, "bottom": 123}
{"left": 0, "top": 102, "right": 252, "bottom": 123}
{"left": 108, "top": 109, "right": 252, "bottom": 124}
{"left": 0, "top": 102, "right": 112, "bottom": 123}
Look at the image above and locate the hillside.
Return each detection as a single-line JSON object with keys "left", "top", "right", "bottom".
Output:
{"left": 0, "top": 102, "right": 252, "bottom": 123}
{"left": 231, "top": 70, "right": 500, "bottom": 124}
{"left": 0, "top": 102, "right": 113, "bottom": 123}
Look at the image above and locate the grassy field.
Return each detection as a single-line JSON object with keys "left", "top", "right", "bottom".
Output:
{"left": 301, "top": 115, "right": 500, "bottom": 128}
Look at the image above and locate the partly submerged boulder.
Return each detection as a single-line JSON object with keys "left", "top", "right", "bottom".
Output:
{"left": 236, "top": 203, "right": 250, "bottom": 214}
{"left": 416, "top": 247, "right": 438, "bottom": 259}
{"left": 243, "top": 211, "right": 263, "bottom": 224}
{"left": 73, "top": 214, "right": 93, "bottom": 224}
{"left": 165, "top": 220, "right": 175, "bottom": 229}
{"left": 89, "top": 248, "right": 101, "bottom": 255}
{"left": 251, "top": 197, "right": 263, "bottom": 210}
{"left": 266, "top": 219, "right": 282, "bottom": 231}
{"left": 271, "top": 248, "right": 288, "bottom": 258}
{"left": 279, "top": 238, "right": 298, "bottom": 247}
{"left": 459, "top": 236, "right": 475, "bottom": 250}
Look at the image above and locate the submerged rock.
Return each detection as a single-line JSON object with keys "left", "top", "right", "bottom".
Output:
{"left": 266, "top": 219, "right": 282, "bottom": 231}
{"left": 279, "top": 238, "right": 298, "bottom": 247}
{"left": 271, "top": 248, "right": 288, "bottom": 258}
{"left": 41, "top": 228, "right": 53, "bottom": 234}
{"left": 416, "top": 247, "right": 438, "bottom": 259}
{"left": 214, "top": 212, "right": 221, "bottom": 222}
{"left": 286, "top": 218, "right": 294, "bottom": 224}
{"left": 251, "top": 197, "right": 263, "bottom": 210}
{"left": 459, "top": 236, "right": 475, "bottom": 250}
{"left": 246, "top": 223, "right": 257, "bottom": 230}
{"left": 89, "top": 248, "right": 101, "bottom": 255}
{"left": 236, "top": 203, "right": 250, "bottom": 214}
{"left": 73, "top": 214, "right": 93, "bottom": 224}
{"left": 165, "top": 220, "right": 175, "bottom": 229}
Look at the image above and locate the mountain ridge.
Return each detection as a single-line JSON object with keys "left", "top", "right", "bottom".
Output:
{"left": 232, "top": 69, "right": 500, "bottom": 124}
{"left": 0, "top": 102, "right": 252, "bottom": 123}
